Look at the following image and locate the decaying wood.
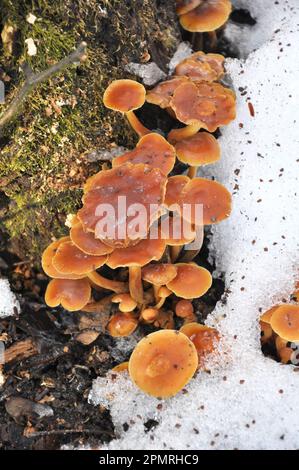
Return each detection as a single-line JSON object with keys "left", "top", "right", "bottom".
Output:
{"left": 4, "top": 338, "right": 38, "bottom": 364}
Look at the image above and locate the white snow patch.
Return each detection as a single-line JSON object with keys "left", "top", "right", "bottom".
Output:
{"left": 0, "top": 279, "right": 20, "bottom": 318}
{"left": 89, "top": 0, "right": 299, "bottom": 449}
{"left": 168, "top": 41, "right": 193, "bottom": 73}
{"left": 124, "top": 62, "right": 166, "bottom": 86}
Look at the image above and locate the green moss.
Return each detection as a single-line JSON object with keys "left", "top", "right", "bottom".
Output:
{"left": 0, "top": 0, "right": 180, "bottom": 263}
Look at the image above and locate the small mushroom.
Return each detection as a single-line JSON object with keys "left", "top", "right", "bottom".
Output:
{"left": 112, "top": 133, "right": 176, "bottom": 176}
{"left": 52, "top": 239, "right": 107, "bottom": 276}
{"left": 128, "top": 330, "right": 198, "bottom": 398}
{"left": 142, "top": 263, "right": 178, "bottom": 302}
{"left": 42, "top": 237, "right": 85, "bottom": 279}
{"left": 112, "top": 361, "right": 129, "bottom": 373}
{"left": 179, "top": 0, "right": 232, "bottom": 33}
{"left": 112, "top": 293, "right": 137, "bottom": 312}
{"left": 175, "top": 51, "right": 225, "bottom": 82}
{"left": 45, "top": 278, "right": 91, "bottom": 311}
{"left": 270, "top": 304, "right": 299, "bottom": 342}
{"left": 107, "top": 312, "right": 138, "bottom": 337}
{"left": 153, "top": 309, "right": 175, "bottom": 329}
{"left": 180, "top": 322, "right": 220, "bottom": 365}
{"left": 107, "top": 237, "right": 166, "bottom": 304}
{"left": 167, "top": 263, "right": 212, "bottom": 299}
{"left": 175, "top": 299, "right": 196, "bottom": 323}
{"left": 175, "top": 131, "right": 221, "bottom": 178}
{"left": 103, "top": 79, "right": 149, "bottom": 136}
{"left": 154, "top": 286, "right": 173, "bottom": 309}
{"left": 141, "top": 307, "right": 160, "bottom": 323}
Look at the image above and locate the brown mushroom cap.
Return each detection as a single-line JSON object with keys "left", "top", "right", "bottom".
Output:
{"left": 52, "top": 240, "right": 107, "bottom": 276}
{"left": 78, "top": 163, "right": 167, "bottom": 247}
{"left": 270, "top": 305, "right": 299, "bottom": 341}
{"left": 175, "top": 51, "right": 225, "bottom": 82}
{"left": 178, "top": 177, "right": 232, "bottom": 225}
{"left": 45, "top": 278, "right": 91, "bottom": 311}
{"left": 260, "top": 306, "right": 280, "bottom": 324}
{"left": 70, "top": 221, "right": 114, "bottom": 256}
{"left": 108, "top": 312, "right": 138, "bottom": 337}
{"left": 175, "top": 299, "right": 194, "bottom": 318}
{"left": 141, "top": 307, "right": 160, "bottom": 323}
{"left": 128, "top": 330, "right": 198, "bottom": 398}
{"left": 165, "top": 175, "right": 190, "bottom": 208}
{"left": 175, "top": 132, "right": 221, "bottom": 167}
{"left": 103, "top": 79, "right": 146, "bottom": 113}
{"left": 179, "top": 0, "right": 232, "bottom": 32}
{"left": 112, "top": 133, "right": 176, "bottom": 176}
{"left": 106, "top": 237, "right": 166, "bottom": 269}
{"left": 180, "top": 322, "right": 220, "bottom": 362}
{"left": 42, "top": 237, "right": 85, "bottom": 279}
{"left": 111, "top": 293, "right": 137, "bottom": 312}
{"left": 176, "top": 0, "right": 202, "bottom": 16}
{"left": 146, "top": 76, "right": 189, "bottom": 109}
{"left": 167, "top": 263, "right": 212, "bottom": 299}
{"left": 142, "top": 263, "right": 178, "bottom": 285}
{"left": 170, "top": 80, "right": 236, "bottom": 132}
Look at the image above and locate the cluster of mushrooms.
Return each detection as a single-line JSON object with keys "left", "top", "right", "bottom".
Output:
{"left": 260, "top": 283, "right": 299, "bottom": 365}
{"left": 41, "top": 27, "right": 237, "bottom": 397}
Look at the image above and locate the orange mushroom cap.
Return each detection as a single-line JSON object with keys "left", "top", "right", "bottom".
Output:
{"left": 128, "top": 330, "right": 198, "bottom": 398}
{"left": 112, "top": 361, "right": 129, "bottom": 373}
{"left": 146, "top": 76, "right": 189, "bottom": 109}
{"left": 141, "top": 307, "right": 160, "bottom": 323}
{"left": 142, "top": 263, "right": 178, "bottom": 285}
{"left": 103, "top": 79, "right": 146, "bottom": 113}
{"left": 270, "top": 305, "right": 299, "bottom": 342}
{"left": 111, "top": 293, "right": 137, "bottom": 312}
{"left": 179, "top": 177, "right": 232, "bottom": 225}
{"left": 78, "top": 163, "right": 167, "bottom": 247}
{"left": 42, "top": 237, "right": 85, "bottom": 280}
{"left": 112, "top": 133, "right": 176, "bottom": 176}
{"left": 70, "top": 221, "right": 114, "bottom": 256}
{"left": 52, "top": 240, "right": 107, "bottom": 276}
{"left": 179, "top": 0, "right": 232, "bottom": 32}
{"left": 175, "top": 132, "right": 221, "bottom": 167}
{"left": 260, "top": 321, "right": 273, "bottom": 344}
{"left": 180, "top": 322, "right": 220, "bottom": 363}
{"left": 45, "top": 278, "right": 91, "bottom": 311}
{"left": 167, "top": 263, "right": 212, "bottom": 299}
{"left": 175, "top": 299, "right": 194, "bottom": 318}
{"left": 106, "top": 237, "right": 166, "bottom": 269}
{"left": 108, "top": 312, "right": 138, "bottom": 337}
{"left": 161, "top": 214, "right": 196, "bottom": 246}
{"left": 176, "top": 0, "right": 202, "bottom": 16}
{"left": 170, "top": 80, "right": 236, "bottom": 132}
{"left": 260, "top": 306, "right": 280, "bottom": 324}
{"left": 175, "top": 51, "right": 225, "bottom": 82}
{"left": 164, "top": 175, "right": 190, "bottom": 208}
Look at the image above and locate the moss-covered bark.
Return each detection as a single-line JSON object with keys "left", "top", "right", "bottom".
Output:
{"left": 0, "top": 0, "right": 180, "bottom": 262}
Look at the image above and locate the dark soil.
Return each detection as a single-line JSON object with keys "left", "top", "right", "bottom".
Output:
{"left": 0, "top": 4, "right": 255, "bottom": 451}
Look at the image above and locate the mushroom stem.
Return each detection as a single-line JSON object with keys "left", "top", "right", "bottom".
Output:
{"left": 126, "top": 111, "right": 151, "bottom": 137}
{"left": 129, "top": 266, "right": 144, "bottom": 304}
{"left": 207, "top": 31, "right": 218, "bottom": 50}
{"left": 168, "top": 123, "right": 201, "bottom": 144}
{"left": 153, "top": 285, "right": 160, "bottom": 303}
{"left": 187, "top": 166, "right": 198, "bottom": 179}
{"left": 87, "top": 271, "right": 128, "bottom": 294}
{"left": 154, "top": 297, "right": 166, "bottom": 310}
{"left": 170, "top": 245, "right": 182, "bottom": 263}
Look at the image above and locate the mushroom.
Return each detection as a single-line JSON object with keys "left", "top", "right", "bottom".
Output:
{"left": 42, "top": 237, "right": 85, "bottom": 279}
{"left": 128, "top": 330, "right": 198, "bottom": 398}
{"left": 146, "top": 76, "right": 189, "bottom": 109}
{"left": 103, "top": 79, "right": 150, "bottom": 136}
{"left": 107, "top": 312, "right": 138, "bottom": 337}
{"left": 112, "top": 133, "right": 176, "bottom": 176}
{"left": 154, "top": 286, "right": 173, "bottom": 309}
{"left": 78, "top": 163, "right": 167, "bottom": 248}
{"left": 180, "top": 322, "right": 220, "bottom": 366}
{"left": 260, "top": 306, "right": 280, "bottom": 324}
{"left": 164, "top": 175, "right": 190, "bottom": 208}
{"left": 142, "top": 263, "right": 178, "bottom": 302}
{"left": 111, "top": 293, "right": 137, "bottom": 312}
{"left": 166, "top": 263, "right": 212, "bottom": 299}
{"left": 175, "top": 299, "right": 196, "bottom": 323}
{"left": 270, "top": 304, "right": 299, "bottom": 342}
{"left": 140, "top": 307, "right": 160, "bottom": 324}
{"left": 169, "top": 80, "right": 236, "bottom": 136}
{"left": 176, "top": 0, "right": 202, "bottom": 15}
{"left": 161, "top": 214, "right": 197, "bottom": 262}
{"left": 174, "top": 131, "right": 221, "bottom": 178}
{"left": 153, "top": 309, "right": 175, "bottom": 329}
{"left": 45, "top": 278, "right": 91, "bottom": 311}
{"left": 107, "top": 237, "right": 166, "bottom": 304}
{"left": 179, "top": 0, "right": 232, "bottom": 33}
{"left": 112, "top": 361, "right": 129, "bottom": 373}
{"left": 178, "top": 177, "right": 232, "bottom": 225}
{"left": 52, "top": 239, "right": 107, "bottom": 276}
{"left": 70, "top": 221, "right": 113, "bottom": 256}
{"left": 260, "top": 321, "right": 273, "bottom": 345}
{"left": 175, "top": 51, "right": 225, "bottom": 82}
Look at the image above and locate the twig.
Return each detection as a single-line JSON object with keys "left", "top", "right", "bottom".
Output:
{"left": 27, "top": 428, "right": 114, "bottom": 438}
{"left": 0, "top": 41, "right": 87, "bottom": 132}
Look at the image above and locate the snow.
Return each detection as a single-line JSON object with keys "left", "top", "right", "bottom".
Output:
{"left": 0, "top": 279, "right": 20, "bottom": 318}
{"left": 89, "top": 0, "right": 299, "bottom": 449}
{"left": 124, "top": 63, "right": 166, "bottom": 86}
